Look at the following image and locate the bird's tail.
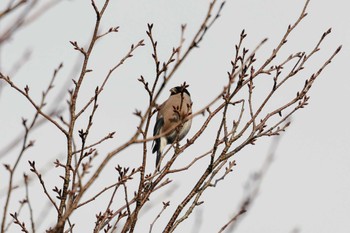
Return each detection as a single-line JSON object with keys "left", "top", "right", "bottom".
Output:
{"left": 153, "top": 138, "right": 161, "bottom": 170}
{"left": 152, "top": 138, "right": 160, "bottom": 154}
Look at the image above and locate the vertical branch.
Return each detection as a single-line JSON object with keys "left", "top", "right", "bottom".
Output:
{"left": 24, "top": 174, "right": 35, "bottom": 233}
{"left": 70, "top": 87, "right": 99, "bottom": 207}
{"left": 56, "top": 0, "right": 110, "bottom": 231}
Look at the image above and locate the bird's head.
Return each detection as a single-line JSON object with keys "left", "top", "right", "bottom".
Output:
{"left": 170, "top": 85, "right": 190, "bottom": 96}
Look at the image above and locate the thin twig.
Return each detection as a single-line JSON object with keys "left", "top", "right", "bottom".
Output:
{"left": 149, "top": 202, "right": 170, "bottom": 233}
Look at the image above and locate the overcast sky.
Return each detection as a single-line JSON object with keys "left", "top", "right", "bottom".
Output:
{"left": 1, "top": 0, "right": 349, "bottom": 232}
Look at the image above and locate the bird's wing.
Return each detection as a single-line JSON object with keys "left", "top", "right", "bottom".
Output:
{"left": 153, "top": 116, "right": 164, "bottom": 136}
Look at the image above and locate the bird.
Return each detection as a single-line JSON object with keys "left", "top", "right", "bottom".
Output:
{"left": 152, "top": 85, "right": 192, "bottom": 169}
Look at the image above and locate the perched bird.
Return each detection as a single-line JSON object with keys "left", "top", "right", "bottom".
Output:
{"left": 152, "top": 85, "right": 192, "bottom": 169}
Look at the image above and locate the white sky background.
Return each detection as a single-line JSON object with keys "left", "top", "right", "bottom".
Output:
{"left": 1, "top": 0, "right": 349, "bottom": 232}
